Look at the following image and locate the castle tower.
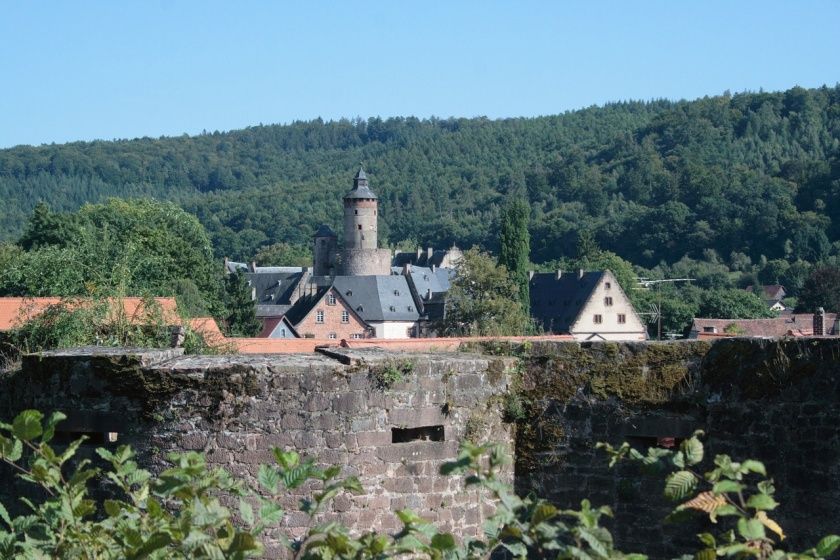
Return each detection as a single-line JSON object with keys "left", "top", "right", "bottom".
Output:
{"left": 343, "top": 167, "right": 379, "bottom": 250}
{"left": 312, "top": 224, "right": 337, "bottom": 276}
{"left": 341, "top": 167, "right": 392, "bottom": 275}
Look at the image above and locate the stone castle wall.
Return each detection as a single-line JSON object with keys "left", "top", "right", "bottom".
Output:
{"left": 341, "top": 248, "right": 392, "bottom": 276}
{"left": 0, "top": 347, "right": 515, "bottom": 558}
{"left": 2, "top": 339, "right": 840, "bottom": 557}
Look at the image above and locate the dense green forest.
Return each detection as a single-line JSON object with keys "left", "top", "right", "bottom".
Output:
{"left": 1, "top": 85, "right": 840, "bottom": 329}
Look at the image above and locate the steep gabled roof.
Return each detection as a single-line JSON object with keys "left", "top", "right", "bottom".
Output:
{"left": 333, "top": 275, "right": 419, "bottom": 322}
{"left": 245, "top": 271, "right": 304, "bottom": 305}
{"left": 283, "top": 286, "right": 333, "bottom": 325}
{"left": 529, "top": 271, "right": 605, "bottom": 333}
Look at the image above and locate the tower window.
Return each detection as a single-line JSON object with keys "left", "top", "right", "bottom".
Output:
{"left": 355, "top": 210, "right": 358, "bottom": 215}
{"left": 358, "top": 225, "right": 362, "bottom": 230}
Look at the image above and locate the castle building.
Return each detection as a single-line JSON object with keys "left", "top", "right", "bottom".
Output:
{"left": 312, "top": 167, "right": 392, "bottom": 277}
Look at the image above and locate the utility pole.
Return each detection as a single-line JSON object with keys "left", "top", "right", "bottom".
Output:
{"left": 636, "top": 278, "right": 695, "bottom": 340}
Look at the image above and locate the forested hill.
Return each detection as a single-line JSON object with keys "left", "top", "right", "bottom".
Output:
{"left": 1, "top": 85, "right": 839, "bottom": 267}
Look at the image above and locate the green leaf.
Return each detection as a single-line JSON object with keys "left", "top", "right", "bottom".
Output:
{"left": 816, "top": 535, "right": 840, "bottom": 558}
{"left": 431, "top": 533, "right": 456, "bottom": 550}
{"left": 740, "top": 460, "right": 766, "bottom": 476}
{"left": 257, "top": 464, "right": 280, "bottom": 494}
{"left": 532, "top": 502, "right": 558, "bottom": 524}
{"left": 239, "top": 499, "right": 254, "bottom": 526}
{"left": 397, "top": 509, "right": 423, "bottom": 525}
{"left": 272, "top": 449, "right": 299, "bottom": 469}
{"left": 737, "top": 518, "right": 766, "bottom": 541}
{"left": 694, "top": 549, "right": 716, "bottom": 560}
{"left": 12, "top": 410, "right": 43, "bottom": 441}
{"left": 133, "top": 533, "right": 173, "bottom": 558}
{"left": 665, "top": 471, "right": 697, "bottom": 501}
{"left": 502, "top": 542, "right": 528, "bottom": 558}
{"left": 713, "top": 481, "right": 745, "bottom": 494}
{"left": 0, "top": 437, "right": 22, "bottom": 462}
{"left": 681, "top": 437, "right": 704, "bottom": 466}
{"left": 697, "top": 533, "right": 716, "bottom": 548}
{"left": 746, "top": 494, "right": 778, "bottom": 511}
{"left": 0, "top": 502, "right": 10, "bottom": 529}
{"left": 42, "top": 411, "right": 66, "bottom": 443}
{"left": 258, "top": 500, "right": 284, "bottom": 525}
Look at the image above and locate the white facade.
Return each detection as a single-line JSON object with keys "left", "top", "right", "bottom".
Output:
{"left": 569, "top": 272, "right": 647, "bottom": 341}
{"left": 368, "top": 320, "right": 420, "bottom": 339}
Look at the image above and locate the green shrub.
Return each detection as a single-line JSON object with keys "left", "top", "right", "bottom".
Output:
{"left": 0, "top": 411, "right": 837, "bottom": 559}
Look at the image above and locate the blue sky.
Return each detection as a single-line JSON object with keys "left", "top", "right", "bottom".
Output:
{"left": 1, "top": 1, "right": 838, "bottom": 148}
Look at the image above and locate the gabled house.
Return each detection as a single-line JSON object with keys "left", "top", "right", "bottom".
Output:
{"left": 282, "top": 285, "right": 370, "bottom": 340}
{"left": 529, "top": 270, "right": 647, "bottom": 341}
{"left": 746, "top": 284, "right": 788, "bottom": 312}
{"left": 333, "top": 275, "right": 420, "bottom": 338}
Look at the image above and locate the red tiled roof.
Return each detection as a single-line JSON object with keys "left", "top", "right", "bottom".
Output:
{"left": 0, "top": 297, "right": 179, "bottom": 331}
{"left": 691, "top": 313, "right": 838, "bottom": 339}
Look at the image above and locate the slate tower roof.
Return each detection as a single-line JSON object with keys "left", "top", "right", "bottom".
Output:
{"left": 344, "top": 166, "right": 378, "bottom": 200}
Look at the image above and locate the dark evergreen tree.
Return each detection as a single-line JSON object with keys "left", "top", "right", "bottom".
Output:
{"left": 498, "top": 198, "right": 531, "bottom": 314}
{"left": 796, "top": 266, "right": 840, "bottom": 313}
{"left": 222, "top": 270, "right": 261, "bottom": 337}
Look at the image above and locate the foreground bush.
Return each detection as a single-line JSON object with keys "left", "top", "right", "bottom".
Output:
{"left": 0, "top": 411, "right": 837, "bottom": 559}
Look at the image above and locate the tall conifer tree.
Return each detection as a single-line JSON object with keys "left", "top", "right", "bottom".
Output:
{"left": 499, "top": 198, "right": 531, "bottom": 315}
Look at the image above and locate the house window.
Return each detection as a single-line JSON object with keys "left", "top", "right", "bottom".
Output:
{"left": 280, "top": 328, "right": 286, "bottom": 336}
{"left": 350, "top": 333, "right": 363, "bottom": 339}
{"left": 604, "top": 297, "right": 613, "bottom": 306}
{"left": 327, "top": 294, "right": 336, "bottom": 305}
{"left": 618, "top": 314, "right": 626, "bottom": 324}
{"left": 341, "top": 310, "right": 349, "bottom": 323}
{"left": 594, "top": 314, "right": 603, "bottom": 324}
{"left": 605, "top": 282, "right": 612, "bottom": 290}
{"left": 316, "top": 310, "right": 324, "bottom": 323}
{"left": 328, "top": 332, "right": 337, "bottom": 339}
{"left": 703, "top": 326, "right": 716, "bottom": 333}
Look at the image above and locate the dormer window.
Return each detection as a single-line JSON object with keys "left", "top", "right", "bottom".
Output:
{"left": 346, "top": 290, "right": 353, "bottom": 296}
{"left": 357, "top": 305, "right": 364, "bottom": 312}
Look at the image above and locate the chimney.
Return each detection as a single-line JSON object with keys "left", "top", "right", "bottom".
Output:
{"left": 431, "top": 264, "right": 436, "bottom": 273}
{"left": 578, "top": 269, "right": 584, "bottom": 279}
{"left": 427, "top": 247, "right": 433, "bottom": 260}
{"left": 556, "top": 270, "right": 562, "bottom": 280}
{"left": 416, "top": 247, "right": 422, "bottom": 260}
{"left": 249, "top": 261, "right": 256, "bottom": 272}
{"left": 402, "top": 263, "right": 411, "bottom": 276}
{"left": 251, "top": 287, "right": 257, "bottom": 301}
{"left": 426, "top": 288, "right": 432, "bottom": 300}
{"left": 814, "top": 307, "right": 826, "bottom": 336}
{"left": 528, "top": 270, "right": 535, "bottom": 280}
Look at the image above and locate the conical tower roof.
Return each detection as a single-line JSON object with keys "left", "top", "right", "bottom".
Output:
{"left": 344, "top": 166, "right": 378, "bottom": 200}
{"left": 313, "top": 224, "right": 337, "bottom": 238}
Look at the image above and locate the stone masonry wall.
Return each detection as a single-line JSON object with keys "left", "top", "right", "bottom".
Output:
{"left": 2, "top": 339, "right": 840, "bottom": 558}
{"left": 513, "top": 338, "right": 840, "bottom": 558}
{"left": 0, "top": 346, "right": 515, "bottom": 558}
